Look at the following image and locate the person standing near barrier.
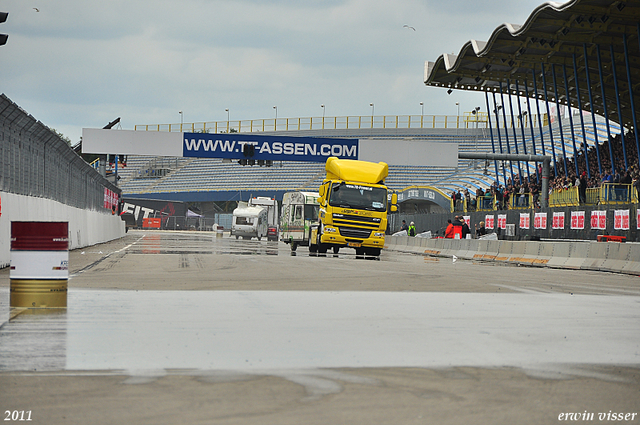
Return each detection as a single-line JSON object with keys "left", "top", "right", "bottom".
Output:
{"left": 579, "top": 172, "right": 587, "bottom": 204}
{"left": 444, "top": 219, "right": 454, "bottom": 239}
{"left": 400, "top": 220, "right": 409, "bottom": 233}
{"left": 452, "top": 216, "right": 463, "bottom": 239}
{"left": 408, "top": 221, "right": 416, "bottom": 237}
{"left": 460, "top": 216, "right": 470, "bottom": 239}
{"left": 475, "top": 221, "right": 487, "bottom": 238}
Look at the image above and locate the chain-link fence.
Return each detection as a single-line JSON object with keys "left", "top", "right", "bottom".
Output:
{"left": 0, "top": 94, "right": 121, "bottom": 210}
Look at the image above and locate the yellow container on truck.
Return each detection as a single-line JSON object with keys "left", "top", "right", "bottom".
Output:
{"left": 310, "top": 157, "right": 397, "bottom": 256}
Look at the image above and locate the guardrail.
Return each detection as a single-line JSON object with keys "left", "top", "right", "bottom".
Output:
{"left": 549, "top": 187, "right": 579, "bottom": 207}
{"left": 451, "top": 183, "right": 638, "bottom": 213}
{"left": 135, "top": 111, "right": 553, "bottom": 133}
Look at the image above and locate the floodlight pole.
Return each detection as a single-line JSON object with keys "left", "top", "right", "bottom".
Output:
{"left": 458, "top": 152, "right": 551, "bottom": 208}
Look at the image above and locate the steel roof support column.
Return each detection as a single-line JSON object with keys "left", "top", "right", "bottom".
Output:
{"left": 498, "top": 82, "right": 515, "bottom": 183}
{"left": 622, "top": 31, "right": 640, "bottom": 166}
{"left": 596, "top": 44, "right": 616, "bottom": 176}
{"left": 531, "top": 68, "right": 546, "bottom": 157}
{"left": 523, "top": 79, "right": 538, "bottom": 155}
{"left": 540, "top": 63, "right": 559, "bottom": 177}
{"left": 583, "top": 44, "right": 603, "bottom": 176}
{"left": 610, "top": 44, "right": 628, "bottom": 171}
{"left": 515, "top": 80, "right": 532, "bottom": 182}
{"left": 492, "top": 91, "right": 508, "bottom": 187}
{"left": 572, "top": 53, "right": 591, "bottom": 179}
{"left": 551, "top": 65, "right": 569, "bottom": 177}
{"left": 562, "top": 64, "right": 580, "bottom": 177}
{"left": 484, "top": 91, "right": 501, "bottom": 183}
{"left": 624, "top": 31, "right": 640, "bottom": 169}
{"left": 507, "top": 80, "right": 523, "bottom": 182}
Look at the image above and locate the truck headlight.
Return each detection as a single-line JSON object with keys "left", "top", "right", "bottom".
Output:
{"left": 325, "top": 227, "right": 337, "bottom": 233}
{"left": 374, "top": 232, "right": 385, "bottom": 237}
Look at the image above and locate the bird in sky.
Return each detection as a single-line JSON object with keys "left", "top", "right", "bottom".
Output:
{"left": 33, "top": 7, "right": 39, "bottom": 12}
{"left": 403, "top": 24, "right": 415, "bottom": 31}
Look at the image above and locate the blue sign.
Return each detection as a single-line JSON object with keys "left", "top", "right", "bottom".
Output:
{"left": 183, "top": 133, "right": 358, "bottom": 162}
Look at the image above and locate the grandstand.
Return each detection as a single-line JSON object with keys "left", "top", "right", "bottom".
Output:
{"left": 120, "top": 114, "right": 617, "bottom": 202}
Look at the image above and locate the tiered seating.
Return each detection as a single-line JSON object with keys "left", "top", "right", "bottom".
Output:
{"left": 119, "top": 118, "right": 620, "bottom": 200}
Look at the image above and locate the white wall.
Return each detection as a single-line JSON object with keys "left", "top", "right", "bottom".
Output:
{"left": 0, "top": 191, "right": 126, "bottom": 268}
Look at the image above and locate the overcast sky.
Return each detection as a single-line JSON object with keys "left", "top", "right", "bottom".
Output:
{"left": 1, "top": 0, "right": 566, "bottom": 143}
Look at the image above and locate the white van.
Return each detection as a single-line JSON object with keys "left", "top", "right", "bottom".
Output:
{"left": 231, "top": 202, "right": 268, "bottom": 240}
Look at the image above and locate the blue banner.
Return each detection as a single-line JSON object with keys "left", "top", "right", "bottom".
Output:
{"left": 183, "top": 133, "right": 358, "bottom": 162}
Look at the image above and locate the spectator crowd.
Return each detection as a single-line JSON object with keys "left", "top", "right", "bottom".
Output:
{"left": 451, "top": 130, "right": 640, "bottom": 210}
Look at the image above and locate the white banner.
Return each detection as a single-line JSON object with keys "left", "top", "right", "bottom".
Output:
{"left": 570, "top": 211, "right": 585, "bottom": 230}
{"left": 552, "top": 212, "right": 565, "bottom": 230}
{"left": 534, "top": 212, "right": 547, "bottom": 229}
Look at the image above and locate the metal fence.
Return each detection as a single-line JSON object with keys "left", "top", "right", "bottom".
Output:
{"left": 0, "top": 94, "right": 121, "bottom": 210}
{"left": 134, "top": 111, "right": 553, "bottom": 134}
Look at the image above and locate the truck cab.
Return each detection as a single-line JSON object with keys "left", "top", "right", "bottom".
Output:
{"left": 311, "top": 157, "right": 397, "bottom": 256}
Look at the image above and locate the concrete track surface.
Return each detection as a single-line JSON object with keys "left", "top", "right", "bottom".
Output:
{"left": 1, "top": 230, "right": 639, "bottom": 425}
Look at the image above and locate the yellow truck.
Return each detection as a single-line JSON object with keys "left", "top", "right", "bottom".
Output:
{"left": 309, "top": 157, "right": 397, "bottom": 256}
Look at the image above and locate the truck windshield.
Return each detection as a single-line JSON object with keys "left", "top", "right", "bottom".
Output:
{"left": 328, "top": 183, "right": 387, "bottom": 212}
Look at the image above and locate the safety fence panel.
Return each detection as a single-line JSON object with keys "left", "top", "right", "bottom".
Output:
{"left": 549, "top": 187, "right": 579, "bottom": 207}
{"left": 0, "top": 94, "right": 120, "bottom": 211}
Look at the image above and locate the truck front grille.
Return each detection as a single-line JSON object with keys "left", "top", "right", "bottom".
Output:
{"left": 338, "top": 227, "right": 372, "bottom": 239}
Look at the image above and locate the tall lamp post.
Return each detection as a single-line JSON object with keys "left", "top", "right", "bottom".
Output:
{"left": 225, "top": 108, "right": 229, "bottom": 132}
{"left": 369, "top": 103, "right": 374, "bottom": 127}
{"left": 179, "top": 110, "right": 183, "bottom": 131}
{"left": 420, "top": 102, "right": 424, "bottom": 128}
{"left": 321, "top": 104, "right": 325, "bottom": 128}
{"left": 273, "top": 106, "right": 278, "bottom": 131}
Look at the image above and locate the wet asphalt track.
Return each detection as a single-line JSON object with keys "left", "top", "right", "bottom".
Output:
{"left": 0, "top": 230, "right": 638, "bottom": 425}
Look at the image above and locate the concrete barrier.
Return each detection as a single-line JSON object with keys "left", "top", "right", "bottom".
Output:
{"left": 384, "top": 236, "right": 640, "bottom": 276}
{"left": 474, "top": 239, "right": 499, "bottom": 261}
{"left": 0, "top": 192, "right": 125, "bottom": 268}
{"left": 506, "top": 241, "right": 526, "bottom": 264}
{"left": 547, "top": 243, "right": 571, "bottom": 268}
{"left": 453, "top": 239, "right": 471, "bottom": 259}
{"left": 462, "top": 239, "right": 480, "bottom": 260}
{"left": 600, "top": 243, "right": 631, "bottom": 273}
{"left": 622, "top": 244, "right": 640, "bottom": 275}
{"left": 565, "top": 242, "right": 591, "bottom": 269}
{"left": 494, "top": 241, "right": 513, "bottom": 263}
{"left": 580, "top": 242, "right": 608, "bottom": 271}
{"left": 514, "top": 241, "right": 549, "bottom": 266}
{"left": 536, "top": 242, "right": 554, "bottom": 266}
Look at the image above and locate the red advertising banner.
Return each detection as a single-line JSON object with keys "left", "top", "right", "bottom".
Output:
{"left": 534, "top": 212, "right": 547, "bottom": 229}
{"left": 590, "top": 210, "right": 607, "bottom": 230}
{"left": 570, "top": 211, "right": 585, "bottom": 230}
{"left": 614, "top": 210, "right": 630, "bottom": 230}
{"left": 497, "top": 214, "right": 507, "bottom": 230}
{"left": 485, "top": 215, "right": 494, "bottom": 230}
{"left": 463, "top": 216, "right": 470, "bottom": 227}
{"left": 519, "top": 213, "right": 530, "bottom": 229}
{"left": 103, "top": 187, "right": 119, "bottom": 211}
{"left": 552, "top": 212, "right": 565, "bottom": 230}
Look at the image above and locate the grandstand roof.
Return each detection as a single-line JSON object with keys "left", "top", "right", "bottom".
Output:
{"left": 424, "top": 0, "right": 640, "bottom": 130}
